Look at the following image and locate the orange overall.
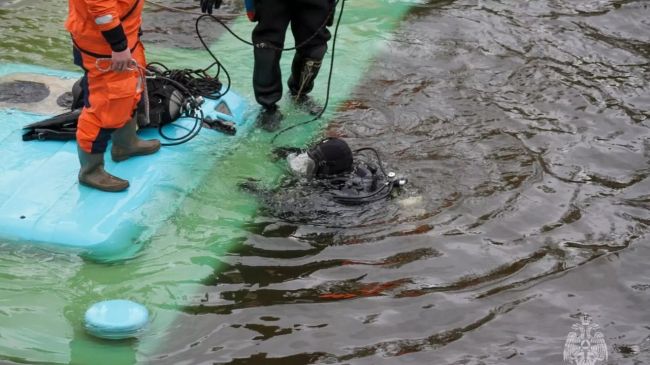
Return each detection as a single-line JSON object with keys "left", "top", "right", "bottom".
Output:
{"left": 65, "top": 0, "right": 146, "bottom": 153}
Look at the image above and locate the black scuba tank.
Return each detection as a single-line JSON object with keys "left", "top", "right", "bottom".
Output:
{"left": 137, "top": 77, "right": 184, "bottom": 128}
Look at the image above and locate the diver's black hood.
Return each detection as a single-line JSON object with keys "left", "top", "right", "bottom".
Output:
{"left": 307, "top": 138, "right": 354, "bottom": 178}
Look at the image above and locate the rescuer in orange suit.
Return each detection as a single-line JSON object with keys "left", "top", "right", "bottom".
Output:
{"left": 65, "top": 0, "right": 160, "bottom": 192}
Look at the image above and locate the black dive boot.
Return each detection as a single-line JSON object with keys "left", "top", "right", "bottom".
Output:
{"left": 252, "top": 45, "right": 285, "bottom": 131}
{"left": 288, "top": 55, "right": 323, "bottom": 115}
{"left": 256, "top": 105, "right": 284, "bottom": 132}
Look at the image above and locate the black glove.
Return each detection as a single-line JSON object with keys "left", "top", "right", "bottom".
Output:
{"left": 200, "top": 0, "right": 222, "bottom": 14}
{"left": 327, "top": 0, "right": 335, "bottom": 26}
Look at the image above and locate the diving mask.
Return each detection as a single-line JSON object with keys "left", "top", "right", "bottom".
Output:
{"left": 287, "top": 152, "right": 317, "bottom": 177}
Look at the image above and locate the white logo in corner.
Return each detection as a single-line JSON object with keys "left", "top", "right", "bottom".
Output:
{"left": 563, "top": 315, "right": 608, "bottom": 365}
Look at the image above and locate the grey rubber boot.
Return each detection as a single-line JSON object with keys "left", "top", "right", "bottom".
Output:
{"left": 78, "top": 146, "right": 129, "bottom": 192}
{"left": 111, "top": 117, "right": 161, "bottom": 162}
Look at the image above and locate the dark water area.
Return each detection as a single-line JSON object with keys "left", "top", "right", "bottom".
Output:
{"left": 150, "top": 0, "right": 650, "bottom": 364}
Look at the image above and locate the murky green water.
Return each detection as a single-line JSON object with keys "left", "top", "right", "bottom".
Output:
{"left": 2, "top": 0, "right": 650, "bottom": 364}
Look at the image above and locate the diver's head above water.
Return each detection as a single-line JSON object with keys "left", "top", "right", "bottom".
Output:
{"left": 281, "top": 138, "right": 407, "bottom": 205}
{"left": 308, "top": 137, "right": 354, "bottom": 178}
{"left": 287, "top": 137, "right": 353, "bottom": 178}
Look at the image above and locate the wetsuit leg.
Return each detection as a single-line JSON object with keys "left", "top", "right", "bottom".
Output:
{"left": 287, "top": 0, "right": 333, "bottom": 95}
{"left": 251, "top": 0, "right": 291, "bottom": 109}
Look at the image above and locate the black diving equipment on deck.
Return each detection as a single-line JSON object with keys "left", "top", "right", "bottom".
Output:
{"left": 22, "top": 64, "right": 229, "bottom": 143}
{"left": 21, "top": 109, "right": 81, "bottom": 141}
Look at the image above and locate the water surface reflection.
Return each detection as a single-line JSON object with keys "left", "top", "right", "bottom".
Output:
{"left": 161, "top": 0, "right": 650, "bottom": 364}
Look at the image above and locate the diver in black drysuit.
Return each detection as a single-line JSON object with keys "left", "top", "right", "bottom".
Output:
{"left": 239, "top": 138, "right": 408, "bottom": 221}
{"left": 199, "top": 0, "right": 334, "bottom": 130}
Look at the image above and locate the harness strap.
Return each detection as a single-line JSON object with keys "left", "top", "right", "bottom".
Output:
{"left": 122, "top": 0, "right": 141, "bottom": 22}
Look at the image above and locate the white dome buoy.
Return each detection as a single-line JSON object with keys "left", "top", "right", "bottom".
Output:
{"left": 84, "top": 300, "right": 149, "bottom": 340}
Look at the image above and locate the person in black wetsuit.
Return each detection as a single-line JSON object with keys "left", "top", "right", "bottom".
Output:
{"left": 238, "top": 138, "right": 408, "bottom": 219}
{"left": 199, "top": 0, "right": 335, "bottom": 130}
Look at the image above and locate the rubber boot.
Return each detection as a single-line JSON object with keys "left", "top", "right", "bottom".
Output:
{"left": 78, "top": 146, "right": 129, "bottom": 192}
{"left": 111, "top": 116, "right": 161, "bottom": 162}
{"left": 288, "top": 56, "right": 323, "bottom": 115}
{"left": 256, "top": 104, "right": 284, "bottom": 132}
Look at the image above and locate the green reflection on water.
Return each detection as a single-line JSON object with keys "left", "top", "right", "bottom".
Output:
{"left": 0, "top": 1, "right": 412, "bottom": 363}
